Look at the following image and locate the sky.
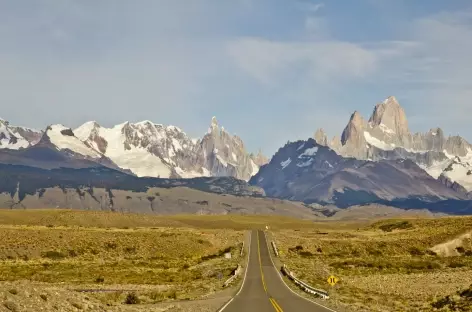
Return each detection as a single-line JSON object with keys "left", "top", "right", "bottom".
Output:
{"left": 1, "top": 0, "right": 472, "bottom": 157}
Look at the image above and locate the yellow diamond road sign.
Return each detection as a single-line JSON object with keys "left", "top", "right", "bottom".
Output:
{"left": 327, "top": 275, "right": 339, "bottom": 286}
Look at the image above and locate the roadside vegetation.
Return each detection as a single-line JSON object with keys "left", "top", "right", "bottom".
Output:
{"left": 0, "top": 209, "right": 249, "bottom": 308}
{"left": 272, "top": 216, "right": 472, "bottom": 312}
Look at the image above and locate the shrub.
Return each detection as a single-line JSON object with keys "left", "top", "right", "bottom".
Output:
{"left": 367, "top": 247, "right": 383, "bottom": 256}
{"left": 105, "top": 242, "right": 118, "bottom": 250}
{"left": 299, "top": 251, "right": 314, "bottom": 258}
{"left": 3, "top": 301, "right": 19, "bottom": 312}
{"left": 124, "top": 246, "right": 137, "bottom": 254}
{"left": 95, "top": 276, "right": 105, "bottom": 283}
{"left": 42, "top": 250, "right": 66, "bottom": 260}
{"left": 409, "top": 247, "right": 425, "bottom": 256}
{"left": 379, "top": 221, "right": 413, "bottom": 232}
{"left": 163, "top": 290, "right": 177, "bottom": 300}
{"left": 70, "top": 302, "right": 83, "bottom": 309}
{"left": 40, "top": 294, "right": 48, "bottom": 301}
{"left": 125, "top": 292, "right": 140, "bottom": 304}
{"left": 456, "top": 246, "right": 466, "bottom": 254}
{"left": 448, "top": 261, "right": 466, "bottom": 268}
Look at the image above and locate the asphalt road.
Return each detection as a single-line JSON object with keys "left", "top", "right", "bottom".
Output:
{"left": 220, "top": 230, "right": 335, "bottom": 312}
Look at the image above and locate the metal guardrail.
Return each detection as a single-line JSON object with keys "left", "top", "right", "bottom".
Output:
{"left": 223, "top": 264, "right": 242, "bottom": 287}
{"left": 281, "top": 264, "right": 329, "bottom": 299}
{"left": 271, "top": 241, "right": 279, "bottom": 257}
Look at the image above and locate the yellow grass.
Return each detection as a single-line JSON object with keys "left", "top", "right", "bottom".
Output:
{"left": 0, "top": 210, "right": 255, "bottom": 304}
{"left": 272, "top": 216, "right": 472, "bottom": 312}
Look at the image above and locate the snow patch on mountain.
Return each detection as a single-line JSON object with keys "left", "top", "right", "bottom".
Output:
{"left": 47, "top": 125, "right": 102, "bottom": 158}
{"left": 441, "top": 156, "right": 472, "bottom": 191}
{"left": 0, "top": 123, "right": 29, "bottom": 149}
{"left": 297, "top": 143, "right": 305, "bottom": 151}
{"left": 299, "top": 146, "right": 319, "bottom": 158}
{"left": 0, "top": 119, "right": 40, "bottom": 150}
{"left": 297, "top": 159, "right": 313, "bottom": 167}
{"left": 364, "top": 131, "right": 396, "bottom": 150}
{"left": 281, "top": 158, "right": 292, "bottom": 169}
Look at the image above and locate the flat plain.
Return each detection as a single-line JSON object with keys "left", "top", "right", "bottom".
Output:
{"left": 0, "top": 210, "right": 253, "bottom": 311}
{"left": 1, "top": 209, "right": 472, "bottom": 311}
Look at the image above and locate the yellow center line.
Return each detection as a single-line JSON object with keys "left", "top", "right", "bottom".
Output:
{"left": 270, "top": 297, "right": 284, "bottom": 312}
{"left": 258, "top": 231, "right": 284, "bottom": 312}
{"left": 257, "top": 230, "right": 268, "bottom": 292}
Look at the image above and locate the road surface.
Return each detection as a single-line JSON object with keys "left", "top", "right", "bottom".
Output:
{"left": 220, "top": 230, "right": 335, "bottom": 312}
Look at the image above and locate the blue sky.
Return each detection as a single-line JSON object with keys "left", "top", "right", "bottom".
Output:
{"left": 1, "top": 0, "right": 471, "bottom": 156}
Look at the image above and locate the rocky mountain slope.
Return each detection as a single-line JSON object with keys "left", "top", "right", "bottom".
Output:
{"left": 314, "top": 96, "right": 472, "bottom": 191}
{"left": 0, "top": 162, "right": 265, "bottom": 210}
{"left": 0, "top": 119, "right": 42, "bottom": 149}
{"left": 0, "top": 117, "right": 267, "bottom": 181}
{"left": 250, "top": 138, "right": 472, "bottom": 214}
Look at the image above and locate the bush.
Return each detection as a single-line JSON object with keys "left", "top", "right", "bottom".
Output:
{"left": 42, "top": 250, "right": 66, "bottom": 260}
{"left": 405, "top": 260, "right": 441, "bottom": 270}
{"left": 125, "top": 292, "right": 140, "bottom": 304}
{"left": 70, "top": 302, "right": 83, "bottom": 309}
{"left": 367, "top": 248, "right": 383, "bottom": 256}
{"left": 409, "top": 247, "right": 425, "bottom": 256}
{"left": 379, "top": 221, "right": 413, "bottom": 232}
{"left": 456, "top": 246, "right": 466, "bottom": 254}
{"left": 3, "top": 301, "right": 19, "bottom": 312}
{"left": 448, "top": 261, "right": 466, "bottom": 268}
{"left": 105, "top": 242, "right": 118, "bottom": 250}
{"left": 299, "top": 251, "right": 314, "bottom": 258}
{"left": 95, "top": 276, "right": 105, "bottom": 283}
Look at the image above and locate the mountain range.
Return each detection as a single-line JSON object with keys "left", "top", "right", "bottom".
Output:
{"left": 0, "top": 117, "right": 267, "bottom": 181}
{"left": 1, "top": 95, "right": 472, "bottom": 215}
{"left": 249, "top": 96, "right": 472, "bottom": 214}
{"left": 314, "top": 96, "right": 472, "bottom": 192}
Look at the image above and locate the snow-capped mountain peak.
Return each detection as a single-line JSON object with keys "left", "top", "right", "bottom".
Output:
{"left": 0, "top": 114, "right": 266, "bottom": 181}
{"left": 316, "top": 95, "right": 472, "bottom": 191}
{"left": 0, "top": 119, "right": 42, "bottom": 150}
{"left": 43, "top": 124, "right": 102, "bottom": 158}
{"left": 71, "top": 117, "right": 266, "bottom": 180}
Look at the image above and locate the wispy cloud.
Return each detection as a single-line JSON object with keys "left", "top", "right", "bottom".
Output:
{"left": 227, "top": 38, "right": 378, "bottom": 86}
{"left": 307, "top": 2, "right": 325, "bottom": 13}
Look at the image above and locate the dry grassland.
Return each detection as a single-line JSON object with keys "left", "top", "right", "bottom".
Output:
{"left": 0, "top": 209, "right": 254, "bottom": 309}
{"left": 272, "top": 216, "right": 472, "bottom": 312}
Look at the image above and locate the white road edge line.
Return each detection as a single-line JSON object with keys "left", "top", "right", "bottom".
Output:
{"left": 217, "top": 230, "right": 252, "bottom": 312}
{"left": 264, "top": 231, "right": 338, "bottom": 312}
